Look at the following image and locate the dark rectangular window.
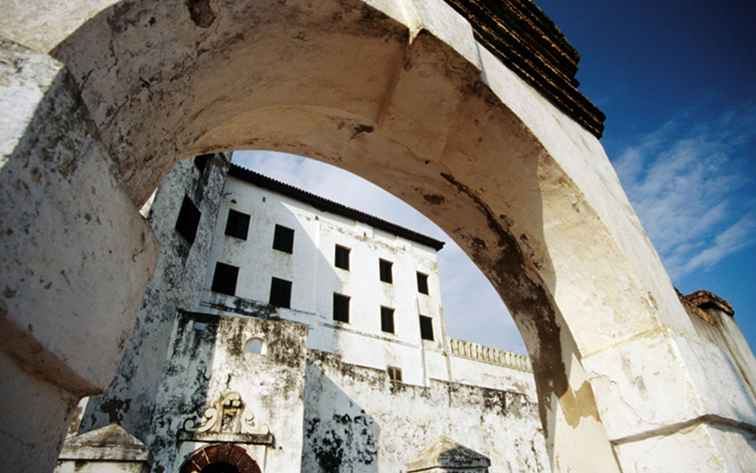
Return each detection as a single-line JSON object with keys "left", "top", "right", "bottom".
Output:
{"left": 419, "top": 315, "right": 434, "bottom": 341}
{"left": 225, "top": 209, "right": 250, "bottom": 240}
{"left": 269, "top": 277, "right": 292, "bottom": 308}
{"left": 211, "top": 262, "right": 239, "bottom": 296}
{"left": 381, "top": 306, "right": 395, "bottom": 334}
{"left": 273, "top": 224, "right": 295, "bottom": 254}
{"left": 333, "top": 293, "right": 350, "bottom": 323}
{"left": 379, "top": 259, "right": 393, "bottom": 284}
{"left": 387, "top": 366, "right": 402, "bottom": 383}
{"left": 194, "top": 154, "right": 213, "bottom": 172}
{"left": 175, "top": 196, "right": 201, "bottom": 244}
{"left": 335, "top": 244, "right": 350, "bottom": 270}
{"left": 417, "top": 272, "right": 429, "bottom": 295}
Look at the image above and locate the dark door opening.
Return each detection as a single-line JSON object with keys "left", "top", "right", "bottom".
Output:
{"left": 201, "top": 462, "right": 240, "bottom": 473}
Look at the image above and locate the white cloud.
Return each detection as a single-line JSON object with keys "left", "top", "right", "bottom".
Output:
{"left": 232, "top": 150, "right": 527, "bottom": 353}
{"left": 613, "top": 109, "right": 755, "bottom": 279}
{"left": 682, "top": 214, "right": 756, "bottom": 274}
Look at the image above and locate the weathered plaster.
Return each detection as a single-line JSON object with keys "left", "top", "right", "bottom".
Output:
{"left": 304, "top": 349, "right": 548, "bottom": 473}
{"left": 69, "top": 160, "right": 552, "bottom": 473}
{"left": 0, "top": 38, "right": 157, "bottom": 473}
{"left": 80, "top": 156, "right": 227, "bottom": 440}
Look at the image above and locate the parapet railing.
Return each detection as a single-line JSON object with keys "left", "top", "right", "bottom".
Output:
{"left": 448, "top": 338, "right": 532, "bottom": 373}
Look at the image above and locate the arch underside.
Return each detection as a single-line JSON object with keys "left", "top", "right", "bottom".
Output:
{"left": 51, "top": 0, "right": 663, "bottom": 380}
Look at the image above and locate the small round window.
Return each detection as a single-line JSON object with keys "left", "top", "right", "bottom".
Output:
{"left": 244, "top": 337, "right": 265, "bottom": 355}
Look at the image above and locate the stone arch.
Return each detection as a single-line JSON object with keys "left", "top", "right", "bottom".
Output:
{"left": 179, "top": 444, "right": 261, "bottom": 473}
{"left": 2, "top": 1, "right": 752, "bottom": 472}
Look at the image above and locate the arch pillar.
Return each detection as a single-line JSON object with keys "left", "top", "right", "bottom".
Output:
{"left": 473, "top": 35, "right": 756, "bottom": 472}
{"left": 0, "top": 39, "right": 158, "bottom": 473}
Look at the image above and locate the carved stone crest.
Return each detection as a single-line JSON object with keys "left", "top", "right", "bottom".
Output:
{"left": 182, "top": 391, "right": 257, "bottom": 435}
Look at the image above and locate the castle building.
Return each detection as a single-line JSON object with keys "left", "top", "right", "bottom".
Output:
{"left": 59, "top": 154, "right": 547, "bottom": 473}
{"left": 57, "top": 153, "right": 754, "bottom": 473}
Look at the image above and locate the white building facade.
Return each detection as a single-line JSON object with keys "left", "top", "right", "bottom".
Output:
{"left": 58, "top": 154, "right": 552, "bottom": 473}
{"left": 204, "top": 163, "right": 450, "bottom": 387}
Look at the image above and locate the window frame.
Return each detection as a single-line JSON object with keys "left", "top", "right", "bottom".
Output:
{"left": 380, "top": 306, "right": 395, "bottom": 334}
{"left": 225, "top": 208, "right": 251, "bottom": 240}
{"left": 416, "top": 272, "right": 429, "bottom": 295}
{"left": 419, "top": 314, "right": 435, "bottom": 341}
{"left": 272, "top": 224, "right": 295, "bottom": 254}
{"left": 333, "top": 292, "right": 350, "bottom": 323}
{"left": 379, "top": 258, "right": 393, "bottom": 284}
{"left": 244, "top": 337, "right": 265, "bottom": 355}
{"left": 269, "top": 277, "right": 293, "bottom": 308}
{"left": 334, "top": 244, "right": 350, "bottom": 271}
{"left": 175, "top": 195, "right": 201, "bottom": 244}
{"left": 211, "top": 261, "right": 239, "bottom": 296}
{"left": 387, "top": 366, "right": 402, "bottom": 383}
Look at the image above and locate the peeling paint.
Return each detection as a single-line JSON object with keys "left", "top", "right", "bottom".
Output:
{"left": 559, "top": 382, "right": 601, "bottom": 428}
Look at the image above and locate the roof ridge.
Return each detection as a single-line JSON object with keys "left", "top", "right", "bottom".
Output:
{"left": 227, "top": 162, "right": 445, "bottom": 251}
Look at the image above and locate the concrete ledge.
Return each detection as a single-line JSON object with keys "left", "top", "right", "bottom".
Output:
{"left": 614, "top": 419, "right": 756, "bottom": 473}
{"left": 584, "top": 331, "right": 756, "bottom": 441}
{"left": 177, "top": 430, "right": 275, "bottom": 446}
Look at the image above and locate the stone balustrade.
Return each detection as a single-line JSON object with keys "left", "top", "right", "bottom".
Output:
{"left": 448, "top": 339, "right": 532, "bottom": 373}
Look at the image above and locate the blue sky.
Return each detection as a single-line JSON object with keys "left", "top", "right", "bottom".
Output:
{"left": 539, "top": 0, "right": 756, "bottom": 349}
{"left": 234, "top": 1, "right": 755, "bottom": 353}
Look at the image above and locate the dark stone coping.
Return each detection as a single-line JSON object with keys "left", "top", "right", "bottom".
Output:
{"left": 177, "top": 431, "right": 275, "bottom": 446}
{"left": 684, "top": 290, "right": 735, "bottom": 317}
{"left": 443, "top": 0, "right": 606, "bottom": 137}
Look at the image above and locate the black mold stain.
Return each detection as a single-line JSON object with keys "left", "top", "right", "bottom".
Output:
{"left": 307, "top": 413, "right": 378, "bottom": 471}
{"left": 313, "top": 427, "right": 345, "bottom": 471}
{"left": 423, "top": 193, "right": 446, "bottom": 205}
{"left": 185, "top": 0, "right": 216, "bottom": 28}
{"left": 351, "top": 124, "right": 374, "bottom": 139}
{"left": 99, "top": 397, "right": 131, "bottom": 424}
{"left": 440, "top": 172, "right": 569, "bottom": 436}
{"left": 482, "top": 388, "right": 508, "bottom": 417}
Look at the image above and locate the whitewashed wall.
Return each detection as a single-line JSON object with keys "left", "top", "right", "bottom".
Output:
{"left": 151, "top": 312, "right": 309, "bottom": 473}
{"left": 303, "top": 349, "right": 549, "bottom": 473}
{"left": 203, "top": 174, "right": 446, "bottom": 386}
{"left": 147, "top": 311, "right": 548, "bottom": 473}
{"left": 79, "top": 156, "right": 229, "bottom": 441}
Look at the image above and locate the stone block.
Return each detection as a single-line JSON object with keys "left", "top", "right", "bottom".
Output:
{"left": 0, "top": 40, "right": 158, "bottom": 393}
{"left": 614, "top": 421, "right": 756, "bottom": 473}
{"left": 406, "top": 0, "right": 480, "bottom": 68}
{"left": 584, "top": 331, "right": 756, "bottom": 442}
